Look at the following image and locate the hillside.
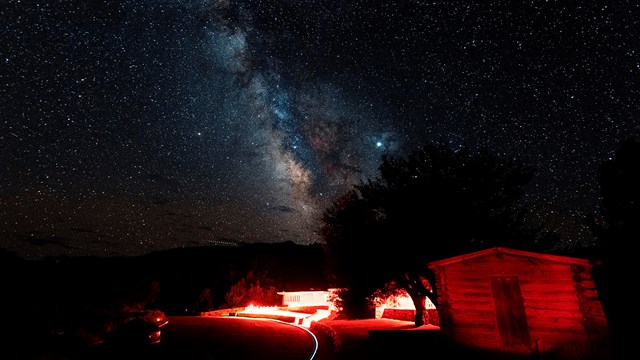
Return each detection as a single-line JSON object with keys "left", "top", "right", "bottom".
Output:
{"left": 0, "top": 241, "right": 329, "bottom": 347}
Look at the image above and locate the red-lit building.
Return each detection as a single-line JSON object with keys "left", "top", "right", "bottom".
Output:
{"left": 278, "top": 290, "right": 331, "bottom": 308}
{"left": 277, "top": 288, "right": 437, "bottom": 322}
{"left": 427, "top": 247, "right": 610, "bottom": 357}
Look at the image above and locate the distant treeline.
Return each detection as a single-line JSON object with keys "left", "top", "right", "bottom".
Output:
{"left": 0, "top": 241, "right": 328, "bottom": 344}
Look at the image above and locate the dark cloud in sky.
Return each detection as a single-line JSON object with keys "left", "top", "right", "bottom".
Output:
{"left": 2, "top": 0, "right": 639, "bottom": 258}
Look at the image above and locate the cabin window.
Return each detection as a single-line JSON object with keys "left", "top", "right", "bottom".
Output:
{"left": 490, "top": 276, "right": 531, "bottom": 348}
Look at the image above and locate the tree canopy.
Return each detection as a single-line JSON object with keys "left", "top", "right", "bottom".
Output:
{"left": 320, "top": 142, "right": 553, "bottom": 325}
{"left": 592, "top": 136, "right": 639, "bottom": 353}
{"left": 596, "top": 136, "right": 640, "bottom": 255}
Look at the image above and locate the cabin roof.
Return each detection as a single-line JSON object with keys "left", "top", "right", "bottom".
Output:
{"left": 427, "top": 247, "right": 593, "bottom": 268}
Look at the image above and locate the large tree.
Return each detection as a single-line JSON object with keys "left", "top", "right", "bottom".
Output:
{"left": 593, "top": 136, "right": 639, "bottom": 357}
{"left": 321, "top": 142, "right": 552, "bottom": 326}
{"left": 596, "top": 137, "right": 640, "bottom": 254}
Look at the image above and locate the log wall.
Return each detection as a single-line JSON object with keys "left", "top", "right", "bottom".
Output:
{"left": 432, "top": 251, "right": 610, "bottom": 356}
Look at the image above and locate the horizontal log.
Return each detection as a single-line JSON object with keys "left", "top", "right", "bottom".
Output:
{"left": 441, "top": 270, "right": 574, "bottom": 282}
{"left": 441, "top": 292, "right": 582, "bottom": 307}
{"left": 449, "top": 255, "right": 537, "bottom": 265}
{"left": 524, "top": 299, "right": 581, "bottom": 309}
{"left": 444, "top": 279, "right": 577, "bottom": 290}
{"left": 530, "top": 328, "right": 590, "bottom": 339}
{"left": 450, "top": 306, "right": 496, "bottom": 315}
{"left": 520, "top": 289, "right": 580, "bottom": 299}
{"left": 438, "top": 282, "right": 477, "bottom": 291}
{"left": 444, "top": 292, "right": 493, "bottom": 301}
{"left": 449, "top": 278, "right": 577, "bottom": 287}
{"left": 528, "top": 334, "right": 591, "bottom": 353}
{"left": 447, "top": 287, "right": 492, "bottom": 299}
{"left": 442, "top": 292, "right": 580, "bottom": 305}
{"left": 527, "top": 318, "right": 586, "bottom": 331}
{"left": 525, "top": 308, "right": 584, "bottom": 320}
{"left": 448, "top": 306, "right": 496, "bottom": 315}
{"left": 444, "top": 261, "right": 572, "bottom": 273}
{"left": 448, "top": 312, "right": 497, "bottom": 324}
{"left": 446, "top": 299, "right": 496, "bottom": 308}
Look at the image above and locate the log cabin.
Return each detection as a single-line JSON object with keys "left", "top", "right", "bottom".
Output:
{"left": 427, "top": 247, "right": 610, "bottom": 358}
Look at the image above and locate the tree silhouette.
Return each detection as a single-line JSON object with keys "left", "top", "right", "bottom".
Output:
{"left": 321, "top": 141, "right": 551, "bottom": 326}
{"left": 596, "top": 136, "right": 640, "bottom": 254}
{"left": 222, "top": 271, "right": 280, "bottom": 308}
{"left": 193, "top": 288, "right": 214, "bottom": 313}
{"left": 593, "top": 136, "right": 639, "bottom": 357}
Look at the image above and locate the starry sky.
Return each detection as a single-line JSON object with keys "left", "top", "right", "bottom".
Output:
{"left": 1, "top": 0, "right": 639, "bottom": 258}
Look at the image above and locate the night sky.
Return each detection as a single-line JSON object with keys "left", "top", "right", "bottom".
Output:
{"left": 2, "top": 0, "right": 639, "bottom": 258}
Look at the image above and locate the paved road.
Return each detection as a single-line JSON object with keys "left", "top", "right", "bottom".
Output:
{"left": 86, "top": 316, "right": 320, "bottom": 360}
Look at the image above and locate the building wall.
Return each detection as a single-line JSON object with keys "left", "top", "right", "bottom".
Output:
{"left": 431, "top": 252, "right": 609, "bottom": 356}
{"left": 280, "top": 291, "right": 330, "bottom": 307}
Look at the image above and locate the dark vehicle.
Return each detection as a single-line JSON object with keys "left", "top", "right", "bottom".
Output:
{"left": 103, "top": 318, "right": 161, "bottom": 347}
{"left": 139, "top": 309, "right": 169, "bottom": 328}
{"left": 125, "top": 309, "right": 169, "bottom": 328}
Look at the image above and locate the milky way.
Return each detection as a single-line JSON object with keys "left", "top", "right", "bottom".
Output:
{"left": 1, "top": 0, "right": 639, "bottom": 258}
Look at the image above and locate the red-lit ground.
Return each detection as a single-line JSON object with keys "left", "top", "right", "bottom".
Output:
{"left": 226, "top": 309, "right": 602, "bottom": 360}
{"left": 206, "top": 306, "right": 440, "bottom": 360}
{"left": 312, "top": 318, "right": 437, "bottom": 360}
